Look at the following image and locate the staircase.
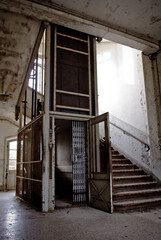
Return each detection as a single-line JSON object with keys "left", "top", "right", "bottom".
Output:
{"left": 112, "top": 149, "right": 161, "bottom": 211}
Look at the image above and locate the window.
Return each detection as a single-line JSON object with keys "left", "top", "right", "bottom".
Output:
{"left": 8, "top": 140, "right": 17, "bottom": 170}
{"left": 28, "top": 30, "right": 46, "bottom": 95}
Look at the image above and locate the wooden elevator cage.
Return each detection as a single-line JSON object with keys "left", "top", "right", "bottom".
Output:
{"left": 15, "top": 23, "right": 113, "bottom": 212}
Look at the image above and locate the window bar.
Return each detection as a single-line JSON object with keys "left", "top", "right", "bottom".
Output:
{"left": 31, "top": 62, "right": 35, "bottom": 120}
{"left": 34, "top": 56, "right": 38, "bottom": 118}
{"left": 23, "top": 90, "right": 27, "bottom": 126}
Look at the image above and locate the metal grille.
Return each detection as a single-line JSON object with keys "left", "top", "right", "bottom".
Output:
{"left": 72, "top": 121, "right": 87, "bottom": 203}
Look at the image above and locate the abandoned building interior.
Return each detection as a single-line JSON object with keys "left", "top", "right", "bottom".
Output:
{"left": 0, "top": 0, "right": 161, "bottom": 215}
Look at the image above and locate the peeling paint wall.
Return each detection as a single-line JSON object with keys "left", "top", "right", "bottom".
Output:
{"left": 0, "top": 119, "right": 18, "bottom": 190}
{"left": 97, "top": 41, "right": 152, "bottom": 175}
{"left": 0, "top": 9, "right": 41, "bottom": 117}
{"left": 142, "top": 54, "right": 161, "bottom": 181}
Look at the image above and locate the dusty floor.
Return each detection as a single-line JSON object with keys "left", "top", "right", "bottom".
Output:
{"left": 0, "top": 191, "right": 161, "bottom": 240}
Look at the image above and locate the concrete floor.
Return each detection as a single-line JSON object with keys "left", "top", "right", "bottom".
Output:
{"left": 0, "top": 191, "right": 161, "bottom": 240}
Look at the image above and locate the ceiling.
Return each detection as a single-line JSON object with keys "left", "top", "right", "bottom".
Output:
{"left": 28, "top": 0, "right": 161, "bottom": 43}
{"left": 0, "top": 0, "right": 161, "bottom": 119}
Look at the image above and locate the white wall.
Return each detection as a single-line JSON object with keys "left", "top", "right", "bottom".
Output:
{"left": 96, "top": 41, "right": 152, "bottom": 176}
{"left": 0, "top": 118, "right": 18, "bottom": 190}
{"left": 97, "top": 41, "right": 149, "bottom": 133}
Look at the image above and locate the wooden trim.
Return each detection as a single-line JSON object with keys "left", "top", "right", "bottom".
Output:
{"left": 90, "top": 113, "right": 108, "bottom": 125}
{"left": 15, "top": 22, "right": 47, "bottom": 117}
{"left": 49, "top": 111, "right": 92, "bottom": 121}
{"left": 18, "top": 114, "right": 43, "bottom": 134}
{"left": 56, "top": 105, "right": 90, "bottom": 112}
{"left": 16, "top": 176, "right": 42, "bottom": 182}
{"left": 88, "top": 36, "right": 92, "bottom": 115}
{"left": 56, "top": 45, "right": 88, "bottom": 55}
{"left": 93, "top": 37, "right": 98, "bottom": 116}
{"left": 56, "top": 89, "right": 89, "bottom": 97}
{"left": 57, "top": 32, "right": 88, "bottom": 43}
{"left": 53, "top": 26, "right": 57, "bottom": 111}
{"left": 17, "top": 160, "right": 42, "bottom": 164}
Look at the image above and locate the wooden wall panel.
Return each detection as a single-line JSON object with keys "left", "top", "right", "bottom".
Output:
{"left": 16, "top": 116, "right": 43, "bottom": 209}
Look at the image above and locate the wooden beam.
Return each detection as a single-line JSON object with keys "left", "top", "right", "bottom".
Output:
{"left": 56, "top": 45, "right": 88, "bottom": 55}
{"left": 56, "top": 89, "right": 89, "bottom": 98}
{"left": 57, "top": 32, "right": 88, "bottom": 43}
{"left": 90, "top": 112, "right": 108, "bottom": 125}
{"left": 56, "top": 105, "right": 90, "bottom": 112}
{"left": 15, "top": 22, "right": 48, "bottom": 120}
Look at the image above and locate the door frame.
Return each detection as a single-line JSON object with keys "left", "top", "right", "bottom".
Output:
{"left": 88, "top": 112, "right": 113, "bottom": 212}
{"left": 4, "top": 136, "right": 17, "bottom": 191}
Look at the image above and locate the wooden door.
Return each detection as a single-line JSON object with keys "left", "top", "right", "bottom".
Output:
{"left": 88, "top": 113, "right": 113, "bottom": 212}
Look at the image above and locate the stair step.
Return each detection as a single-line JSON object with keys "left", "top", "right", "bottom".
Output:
{"left": 113, "top": 169, "right": 144, "bottom": 176}
{"left": 113, "top": 188, "right": 161, "bottom": 201}
{"left": 113, "top": 197, "right": 161, "bottom": 211}
{"left": 112, "top": 164, "right": 137, "bottom": 170}
{"left": 113, "top": 181, "right": 158, "bottom": 192}
{"left": 113, "top": 175, "right": 152, "bottom": 183}
{"left": 112, "top": 150, "right": 119, "bottom": 154}
{"left": 112, "top": 154, "right": 125, "bottom": 159}
{"left": 112, "top": 159, "right": 131, "bottom": 164}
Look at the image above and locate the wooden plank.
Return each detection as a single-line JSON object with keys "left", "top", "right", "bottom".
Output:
{"left": 53, "top": 26, "right": 57, "bottom": 111}
{"left": 57, "top": 32, "right": 88, "bottom": 43}
{"left": 56, "top": 89, "right": 89, "bottom": 98}
{"left": 17, "top": 160, "right": 42, "bottom": 164}
{"left": 93, "top": 38, "right": 99, "bottom": 115}
{"left": 90, "top": 112, "right": 108, "bottom": 125}
{"left": 18, "top": 114, "right": 43, "bottom": 134}
{"left": 42, "top": 24, "right": 51, "bottom": 212}
{"left": 16, "top": 176, "right": 42, "bottom": 182}
{"left": 88, "top": 36, "right": 92, "bottom": 115}
{"left": 49, "top": 111, "right": 92, "bottom": 121}
{"left": 56, "top": 105, "right": 90, "bottom": 112}
{"left": 56, "top": 45, "right": 88, "bottom": 55}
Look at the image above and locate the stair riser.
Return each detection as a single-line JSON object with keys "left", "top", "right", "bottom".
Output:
{"left": 113, "top": 183, "right": 157, "bottom": 192}
{"left": 113, "top": 171, "right": 144, "bottom": 176}
{"left": 112, "top": 155, "right": 125, "bottom": 159}
{"left": 112, "top": 160, "right": 130, "bottom": 164}
{"left": 112, "top": 151, "right": 119, "bottom": 154}
{"left": 114, "top": 200, "right": 161, "bottom": 211}
{"left": 113, "top": 177, "right": 152, "bottom": 183}
{"left": 112, "top": 165, "right": 137, "bottom": 170}
{"left": 113, "top": 192, "right": 161, "bottom": 201}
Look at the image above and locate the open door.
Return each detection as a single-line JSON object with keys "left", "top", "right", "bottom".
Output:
{"left": 6, "top": 139, "right": 17, "bottom": 190}
{"left": 88, "top": 113, "right": 113, "bottom": 213}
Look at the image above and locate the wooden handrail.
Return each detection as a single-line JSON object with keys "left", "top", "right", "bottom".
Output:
{"left": 109, "top": 121, "right": 150, "bottom": 152}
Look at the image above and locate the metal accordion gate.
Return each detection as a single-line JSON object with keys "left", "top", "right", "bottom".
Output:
{"left": 72, "top": 121, "right": 87, "bottom": 203}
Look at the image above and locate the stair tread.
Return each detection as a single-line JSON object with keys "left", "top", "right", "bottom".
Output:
{"left": 113, "top": 181, "right": 157, "bottom": 187}
{"left": 113, "top": 188, "right": 161, "bottom": 196}
{"left": 113, "top": 169, "right": 143, "bottom": 172}
{"left": 113, "top": 175, "right": 151, "bottom": 179}
{"left": 111, "top": 148, "right": 161, "bottom": 211}
{"left": 113, "top": 197, "right": 161, "bottom": 206}
{"left": 112, "top": 164, "right": 136, "bottom": 167}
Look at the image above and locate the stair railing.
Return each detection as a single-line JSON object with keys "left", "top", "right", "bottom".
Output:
{"left": 109, "top": 121, "right": 150, "bottom": 152}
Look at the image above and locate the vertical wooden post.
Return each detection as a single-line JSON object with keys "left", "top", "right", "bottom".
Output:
{"left": 53, "top": 26, "right": 57, "bottom": 111}
{"left": 105, "top": 112, "right": 113, "bottom": 213}
{"left": 42, "top": 24, "right": 50, "bottom": 212}
{"left": 88, "top": 36, "right": 92, "bottom": 116}
{"left": 48, "top": 116, "right": 55, "bottom": 211}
